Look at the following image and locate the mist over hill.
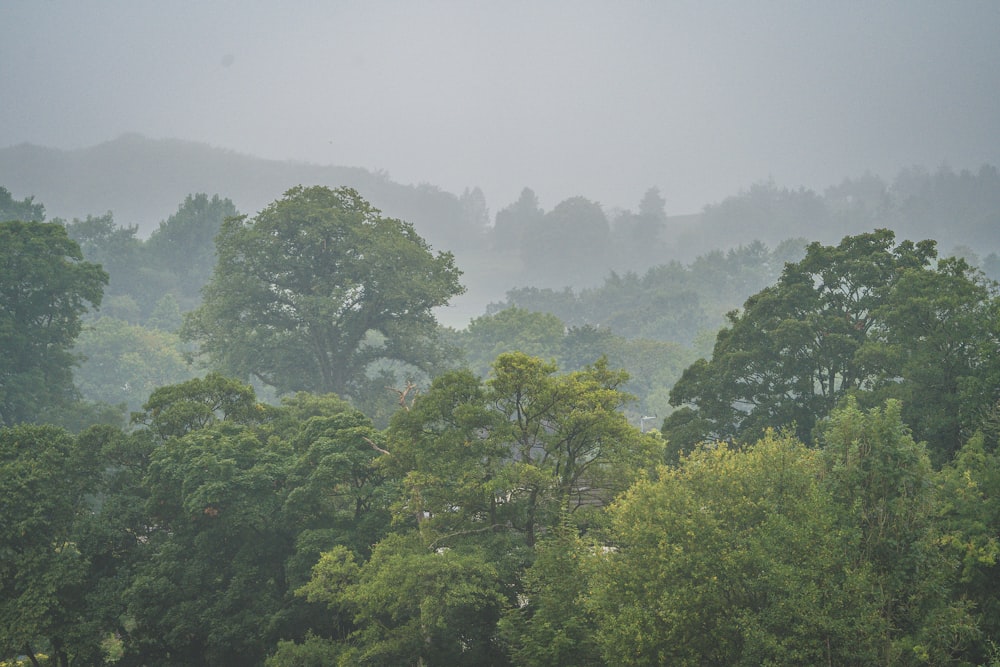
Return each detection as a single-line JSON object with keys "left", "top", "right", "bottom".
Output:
{"left": 0, "top": 133, "right": 463, "bottom": 239}
{"left": 3, "top": 134, "right": 999, "bottom": 328}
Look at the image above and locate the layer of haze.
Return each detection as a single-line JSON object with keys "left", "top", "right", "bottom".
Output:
{"left": 2, "top": 1, "right": 999, "bottom": 215}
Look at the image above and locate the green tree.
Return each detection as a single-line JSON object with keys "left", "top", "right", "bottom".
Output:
{"left": 818, "top": 399, "right": 976, "bottom": 664}
{"left": 299, "top": 534, "right": 511, "bottom": 666}
{"left": 73, "top": 317, "right": 195, "bottom": 414}
{"left": 121, "top": 377, "right": 389, "bottom": 665}
{"left": 131, "top": 372, "right": 264, "bottom": 441}
{"left": 145, "top": 193, "right": 239, "bottom": 309}
{"left": 63, "top": 213, "right": 146, "bottom": 317}
{"left": 938, "top": 429, "right": 1000, "bottom": 663}
{"left": 297, "top": 354, "right": 659, "bottom": 664}
{"left": 0, "top": 425, "right": 101, "bottom": 666}
{"left": 589, "top": 430, "right": 886, "bottom": 666}
{"left": 864, "top": 256, "right": 1000, "bottom": 461}
{"left": 458, "top": 307, "right": 565, "bottom": 377}
{"left": 0, "top": 186, "right": 45, "bottom": 223}
{"left": 389, "top": 353, "right": 661, "bottom": 547}
{"left": 498, "top": 515, "right": 602, "bottom": 666}
{"left": 183, "top": 186, "right": 464, "bottom": 399}
{"left": 125, "top": 421, "right": 296, "bottom": 665}
{"left": 667, "top": 230, "right": 938, "bottom": 445}
{"left": 0, "top": 221, "right": 107, "bottom": 425}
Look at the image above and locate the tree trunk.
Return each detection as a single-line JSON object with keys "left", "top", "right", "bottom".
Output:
{"left": 23, "top": 644, "right": 41, "bottom": 667}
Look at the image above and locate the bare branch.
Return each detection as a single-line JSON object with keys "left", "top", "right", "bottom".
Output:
{"left": 362, "top": 435, "right": 391, "bottom": 456}
{"left": 388, "top": 380, "right": 419, "bottom": 411}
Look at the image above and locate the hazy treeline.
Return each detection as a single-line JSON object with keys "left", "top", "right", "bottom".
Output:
{"left": 4, "top": 137, "right": 999, "bottom": 308}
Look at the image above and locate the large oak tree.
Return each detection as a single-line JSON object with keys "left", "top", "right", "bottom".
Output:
{"left": 183, "top": 186, "right": 464, "bottom": 398}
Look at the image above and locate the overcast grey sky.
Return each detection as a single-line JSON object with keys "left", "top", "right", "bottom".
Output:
{"left": 2, "top": 1, "right": 998, "bottom": 214}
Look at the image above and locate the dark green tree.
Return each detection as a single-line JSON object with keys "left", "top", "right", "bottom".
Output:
{"left": 183, "top": 186, "right": 464, "bottom": 398}
{"left": 865, "top": 256, "right": 1000, "bottom": 461}
{"left": 667, "top": 230, "right": 939, "bottom": 445}
{"left": 0, "top": 425, "right": 102, "bottom": 666}
{"left": 123, "top": 377, "right": 389, "bottom": 666}
{"left": 0, "top": 221, "right": 107, "bottom": 425}
{"left": 125, "top": 421, "right": 296, "bottom": 665}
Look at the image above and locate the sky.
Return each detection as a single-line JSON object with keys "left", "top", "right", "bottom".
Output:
{"left": 2, "top": 1, "right": 999, "bottom": 215}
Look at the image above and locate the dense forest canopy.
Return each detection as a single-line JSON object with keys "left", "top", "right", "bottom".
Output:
{"left": 2, "top": 168, "right": 1000, "bottom": 665}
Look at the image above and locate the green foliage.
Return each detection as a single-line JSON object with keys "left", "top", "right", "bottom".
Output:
{"left": 114, "top": 376, "right": 390, "bottom": 665}
{"left": 302, "top": 534, "right": 510, "bottom": 666}
{"left": 73, "top": 317, "right": 195, "bottom": 414}
{"left": 667, "top": 229, "right": 999, "bottom": 457}
{"left": 818, "top": 398, "right": 977, "bottom": 664}
{"left": 498, "top": 517, "right": 602, "bottom": 666}
{"left": 132, "top": 372, "right": 264, "bottom": 440}
{"left": 865, "top": 256, "right": 1000, "bottom": 462}
{"left": 60, "top": 194, "right": 237, "bottom": 327}
{"left": 145, "top": 193, "right": 238, "bottom": 309}
{"left": 126, "top": 422, "right": 296, "bottom": 665}
{"left": 496, "top": 239, "right": 803, "bottom": 347}
{"left": 0, "top": 425, "right": 101, "bottom": 665}
{"left": 457, "top": 307, "right": 565, "bottom": 377}
{"left": 454, "top": 309, "right": 692, "bottom": 424}
{"left": 266, "top": 633, "right": 345, "bottom": 667}
{"left": 589, "top": 432, "right": 864, "bottom": 666}
{"left": 0, "top": 221, "right": 107, "bottom": 426}
{"left": 183, "top": 185, "right": 464, "bottom": 398}
{"left": 939, "top": 431, "right": 1000, "bottom": 663}
{"left": 389, "top": 353, "right": 662, "bottom": 547}
{"left": 0, "top": 186, "right": 45, "bottom": 223}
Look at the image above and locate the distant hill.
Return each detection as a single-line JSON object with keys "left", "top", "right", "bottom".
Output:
{"left": 0, "top": 133, "right": 475, "bottom": 250}
{"left": 0, "top": 134, "right": 510, "bottom": 326}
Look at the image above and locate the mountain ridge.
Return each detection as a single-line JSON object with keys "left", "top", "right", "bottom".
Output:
{"left": 0, "top": 134, "right": 467, "bottom": 245}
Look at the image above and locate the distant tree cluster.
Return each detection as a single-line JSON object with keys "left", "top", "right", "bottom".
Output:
{"left": 489, "top": 238, "right": 808, "bottom": 347}
{"left": 446, "top": 307, "right": 693, "bottom": 422}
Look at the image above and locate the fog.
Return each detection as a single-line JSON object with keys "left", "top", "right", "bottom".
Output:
{"left": 2, "top": 1, "right": 999, "bottom": 215}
